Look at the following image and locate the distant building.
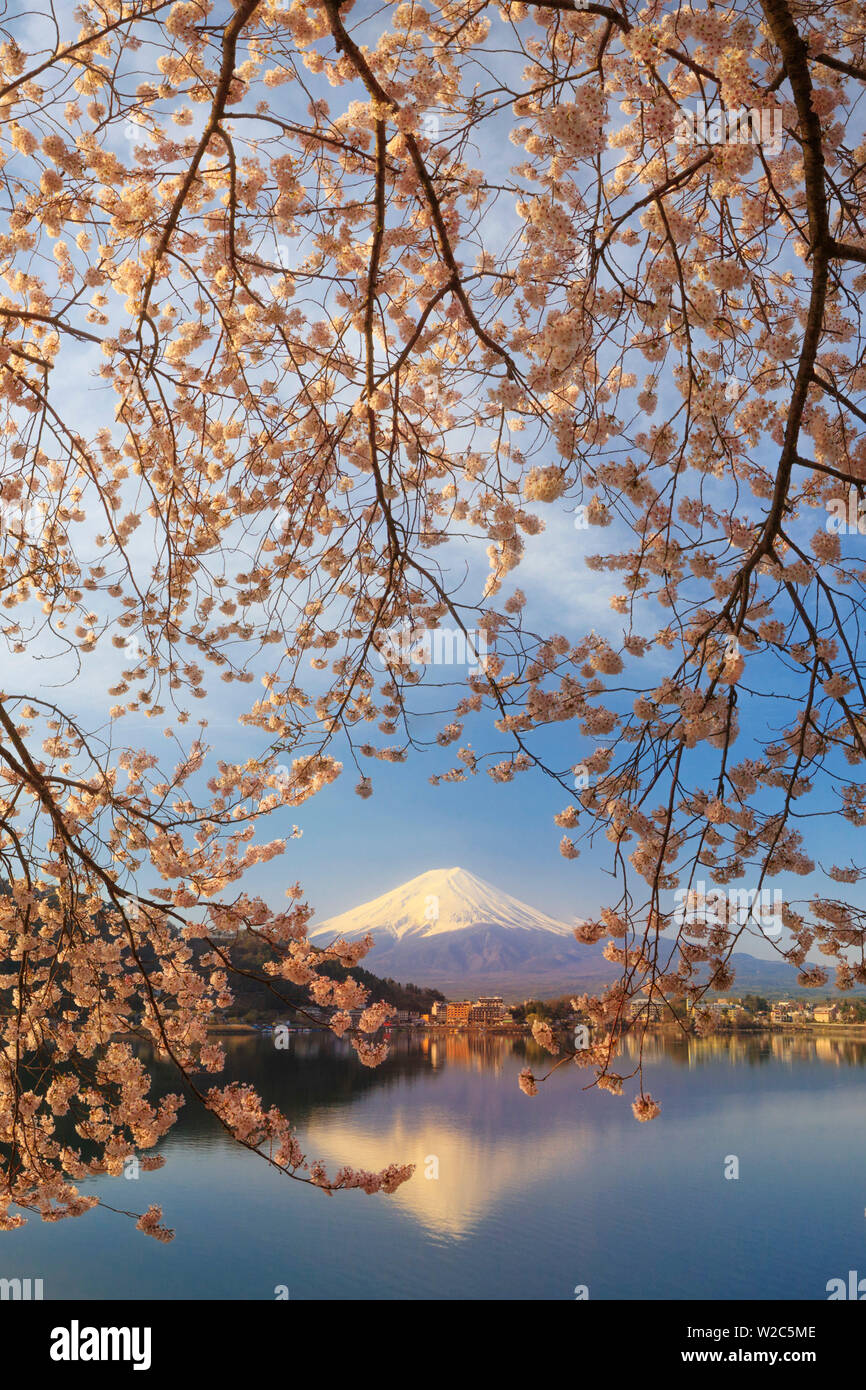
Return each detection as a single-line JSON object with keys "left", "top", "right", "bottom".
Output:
{"left": 469, "top": 996, "right": 504, "bottom": 1026}
{"left": 627, "top": 998, "right": 663, "bottom": 1023}
{"left": 430, "top": 1000, "right": 448, "bottom": 1021}
{"left": 445, "top": 1001, "right": 472, "bottom": 1025}
{"left": 814, "top": 1005, "right": 839, "bottom": 1024}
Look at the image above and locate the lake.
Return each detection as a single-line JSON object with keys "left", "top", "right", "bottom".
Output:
{"left": 3, "top": 1030, "right": 864, "bottom": 1300}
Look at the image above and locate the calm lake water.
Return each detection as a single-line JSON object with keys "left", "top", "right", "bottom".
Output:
{"left": 4, "top": 1030, "right": 866, "bottom": 1300}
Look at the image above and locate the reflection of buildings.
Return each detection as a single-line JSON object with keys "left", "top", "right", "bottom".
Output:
{"left": 621, "top": 1028, "right": 866, "bottom": 1070}
{"left": 425, "top": 1031, "right": 526, "bottom": 1072}
{"left": 815, "top": 1036, "right": 839, "bottom": 1063}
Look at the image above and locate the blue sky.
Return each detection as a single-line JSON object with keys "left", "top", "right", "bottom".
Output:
{"left": 4, "top": 2, "right": 864, "bottom": 964}
{"left": 9, "top": 303, "right": 859, "bottom": 948}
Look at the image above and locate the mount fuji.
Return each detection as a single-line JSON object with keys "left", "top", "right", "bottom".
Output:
{"left": 308, "top": 866, "right": 808, "bottom": 999}
{"left": 309, "top": 867, "right": 598, "bottom": 996}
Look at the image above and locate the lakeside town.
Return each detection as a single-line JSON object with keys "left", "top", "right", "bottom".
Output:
{"left": 224, "top": 995, "right": 520, "bottom": 1034}
{"left": 689, "top": 997, "right": 866, "bottom": 1029}
{"left": 626, "top": 995, "right": 866, "bottom": 1030}
{"left": 213, "top": 991, "right": 866, "bottom": 1036}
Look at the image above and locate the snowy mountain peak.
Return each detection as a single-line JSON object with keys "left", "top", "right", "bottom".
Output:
{"left": 309, "top": 866, "right": 574, "bottom": 943}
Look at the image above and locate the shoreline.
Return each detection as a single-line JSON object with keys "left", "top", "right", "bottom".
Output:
{"left": 205, "top": 1022, "right": 532, "bottom": 1036}
{"left": 646, "top": 1020, "right": 866, "bottom": 1038}
{"left": 206, "top": 1020, "right": 866, "bottom": 1039}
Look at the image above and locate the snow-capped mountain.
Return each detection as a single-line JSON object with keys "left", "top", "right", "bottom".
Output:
{"left": 311, "top": 867, "right": 575, "bottom": 942}
{"left": 309, "top": 867, "right": 592, "bottom": 995}
{"left": 308, "top": 867, "right": 814, "bottom": 999}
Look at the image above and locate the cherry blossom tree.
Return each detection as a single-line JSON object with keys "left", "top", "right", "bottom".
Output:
{"left": 1, "top": 0, "right": 866, "bottom": 1231}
